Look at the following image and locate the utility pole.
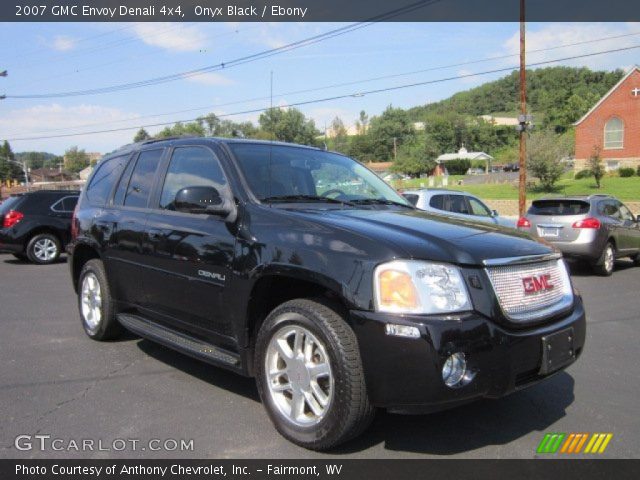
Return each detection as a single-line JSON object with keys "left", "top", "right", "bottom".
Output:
{"left": 517, "top": 0, "right": 529, "bottom": 217}
{"left": 0, "top": 69, "right": 6, "bottom": 101}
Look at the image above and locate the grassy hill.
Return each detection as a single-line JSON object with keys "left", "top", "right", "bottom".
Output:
{"left": 407, "top": 66, "right": 624, "bottom": 131}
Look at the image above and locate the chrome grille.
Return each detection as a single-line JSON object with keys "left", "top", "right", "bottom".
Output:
{"left": 485, "top": 259, "right": 573, "bottom": 322}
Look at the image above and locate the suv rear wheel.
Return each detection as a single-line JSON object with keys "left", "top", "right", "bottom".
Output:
{"left": 593, "top": 241, "right": 615, "bottom": 276}
{"left": 26, "top": 233, "right": 61, "bottom": 264}
{"left": 255, "top": 298, "right": 374, "bottom": 450}
{"left": 632, "top": 253, "right": 640, "bottom": 267}
{"left": 78, "top": 259, "right": 123, "bottom": 341}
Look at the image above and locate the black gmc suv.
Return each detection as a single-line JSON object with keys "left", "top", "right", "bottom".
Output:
{"left": 0, "top": 190, "right": 79, "bottom": 264}
{"left": 68, "top": 137, "right": 586, "bottom": 450}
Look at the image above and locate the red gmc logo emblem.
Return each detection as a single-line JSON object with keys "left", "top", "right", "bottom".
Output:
{"left": 522, "top": 274, "right": 554, "bottom": 294}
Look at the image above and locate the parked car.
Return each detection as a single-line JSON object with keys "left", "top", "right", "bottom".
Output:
{"left": 517, "top": 195, "right": 640, "bottom": 275}
{"left": 402, "top": 188, "right": 515, "bottom": 227}
{"left": 0, "top": 190, "right": 79, "bottom": 264}
{"left": 503, "top": 163, "right": 520, "bottom": 172}
{"left": 69, "top": 137, "right": 585, "bottom": 450}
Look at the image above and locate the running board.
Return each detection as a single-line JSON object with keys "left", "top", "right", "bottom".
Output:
{"left": 117, "top": 313, "right": 240, "bottom": 368}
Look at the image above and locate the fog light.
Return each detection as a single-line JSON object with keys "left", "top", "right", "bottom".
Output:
{"left": 442, "top": 352, "right": 467, "bottom": 387}
{"left": 385, "top": 324, "right": 420, "bottom": 339}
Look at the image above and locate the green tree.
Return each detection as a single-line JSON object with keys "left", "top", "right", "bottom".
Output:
{"left": 392, "top": 135, "right": 437, "bottom": 178}
{"left": 330, "top": 117, "right": 348, "bottom": 153}
{"left": 133, "top": 128, "right": 151, "bottom": 142}
{"left": 258, "top": 107, "right": 319, "bottom": 145}
{"left": 526, "top": 130, "right": 569, "bottom": 191}
{"left": 367, "top": 106, "right": 415, "bottom": 161}
{"left": 0, "top": 140, "right": 23, "bottom": 182}
{"left": 588, "top": 145, "right": 605, "bottom": 189}
{"left": 64, "top": 146, "right": 90, "bottom": 174}
{"left": 198, "top": 113, "right": 257, "bottom": 138}
{"left": 355, "top": 110, "right": 369, "bottom": 135}
{"left": 156, "top": 121, "right": 206, "bottom": 138}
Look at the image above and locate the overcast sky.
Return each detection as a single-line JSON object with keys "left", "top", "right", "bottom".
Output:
{"left": 0, "top": 21, "right": 638, "bottom": 154}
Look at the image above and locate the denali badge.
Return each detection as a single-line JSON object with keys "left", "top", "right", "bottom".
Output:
{"left": 198, "top": 270, "right": 226, "bottom": 282}
{"left": 522, "top": 274, "right": 554, "bottom": 294}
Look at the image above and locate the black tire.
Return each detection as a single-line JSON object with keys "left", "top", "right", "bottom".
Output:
{"left": 12, "top": 253, "right": 28, "bottom": 261}
{"left": 255, "top": 298, "right": 375, "bottom": 451}
{"left": 26, "top": 233, "right": 61, "bottom": 265}
{"left": 78, "top": 259, "right": 123, "bottom": 341}
{"left": 632, "top": 253, "right": 640, "bottom": 267}
{"left": 593, "top": 241, "right": 615, "bottom": 276}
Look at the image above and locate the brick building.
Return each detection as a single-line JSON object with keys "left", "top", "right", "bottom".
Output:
{"left": 574, "top": 66, "right": 640, "bottom": 172}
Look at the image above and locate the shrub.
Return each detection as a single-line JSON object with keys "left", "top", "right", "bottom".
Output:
{"left": 444, "top": 158, "right": 472, "bottom": 175}
{"left": 637, "top": 165, "right": 640, "bottom": 177}
{"left": 619, "top": 167, "right": 635, "bottom": 177}
{"left": 574, "top": 169, "right": 592, "bottom": 180}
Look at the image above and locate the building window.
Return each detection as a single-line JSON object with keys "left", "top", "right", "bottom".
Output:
{"left": 604, "top": 117, "right": 624, "bottom": 149}
{"left": 606, "top": 160, "right": 620, "bottom": 171}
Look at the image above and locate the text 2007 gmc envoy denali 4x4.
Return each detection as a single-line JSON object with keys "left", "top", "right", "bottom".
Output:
{"left": 68, "top": 137, "right": 585, "bottom": 450}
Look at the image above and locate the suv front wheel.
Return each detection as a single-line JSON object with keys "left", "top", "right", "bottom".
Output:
{"left": 78, "top": 259, "right": 123, "bottom": 341}
{"left": 255, "top": 299, "right": 374, "bottom": 450}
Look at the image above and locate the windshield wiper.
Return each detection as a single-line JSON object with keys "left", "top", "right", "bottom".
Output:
{"left": 261, "top": 195, "right": 355, "bottom": 206}
{"left": 350, "top": 198, "right": 414, "bottom": 209}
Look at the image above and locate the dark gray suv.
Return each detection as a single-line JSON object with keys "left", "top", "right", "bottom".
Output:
{"left": 517, "top": 194, "right": 640, "bottom": 275}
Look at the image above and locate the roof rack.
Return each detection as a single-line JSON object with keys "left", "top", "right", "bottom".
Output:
{"left": 141, "top": 135, "right": 200, "bottom": 145}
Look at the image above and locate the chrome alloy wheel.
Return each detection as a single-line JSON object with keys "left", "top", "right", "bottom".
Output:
{"left": 604, "top": 245, "right": 615, "bottom": 273}
{"left": 81, "top": 272, "right": 102, "bottom": 331}
{"left": 265, "top": 325, "right": 334, "bottom": 427}
{"left": 33, "top": 238, "right": 57, "bottom": 262}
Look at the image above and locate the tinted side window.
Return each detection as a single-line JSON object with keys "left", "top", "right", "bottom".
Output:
{"left": 448, "top": 195, "right": 470, "bottom": 214}
{"left": 160, "top": 147, "right": 228, "bottom": 210}
{"left": 429, "top": 194, "right": 445, "bottom": 210}
{"left": 62, "top": 196, "right": 79, "bottom": 211}
{"left": 113, "top": 156, "right": 137, "bottom": 206}
{"left": 86, "top": 156, "right": 128, "bottom": 206}
{"left": 124, "top": 149, "right": 163, "bottom": 208}
{"left": 468, "top": 197, "right": 491, "bottom": 216}
{"left": 599, "top": 200, "right": 620, "bottom": 219}
{"left": 618, "top": 202, "right": 634, "bottom": 222}
{"left": 51, "top": 196, "right": 78, "bottom": 212}
{"left": 403, "top": 193, "right": 419, "bottom": 206}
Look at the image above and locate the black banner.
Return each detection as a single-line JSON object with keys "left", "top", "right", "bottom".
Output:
{"left": 2, "top": 460, "right": 639, "bottom": 480}
{"left": 3, "top": 0, "right": 640, "bottom": 23}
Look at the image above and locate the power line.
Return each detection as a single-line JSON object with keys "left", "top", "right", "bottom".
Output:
{"left": 3, "top": 29, "right": 638, "bottom": 138}
{"left": 6, "top": 43, "right": 640, "bottom": 143}
{"left": 3, "top": 0, "right": 442, "bottom": 100}
{"left": 4, "top": 23, "right": 137, "bottom": 63}
{"left": 14, "top": 26, "right": 259, "bottom": 91}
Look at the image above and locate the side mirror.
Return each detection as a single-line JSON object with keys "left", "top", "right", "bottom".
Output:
{"left": 174, "top": 186, "right": 236, "bottom": 221}
{"left": 491, "top": 210, "right": 499, "bottom": 217}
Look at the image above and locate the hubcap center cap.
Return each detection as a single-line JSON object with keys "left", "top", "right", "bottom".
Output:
{"left": 289, "top": 358, "right": 311, "bottom": 390}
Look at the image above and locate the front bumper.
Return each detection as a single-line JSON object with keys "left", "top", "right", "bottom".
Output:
{"left": 349, "top": 296, "right": 586, "bottom": 413}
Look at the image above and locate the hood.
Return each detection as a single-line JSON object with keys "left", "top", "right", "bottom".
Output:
{"left": 287, "top": 207, "right": 553, "bottom": 266}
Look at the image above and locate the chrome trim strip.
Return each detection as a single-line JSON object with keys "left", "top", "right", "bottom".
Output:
{"left": 482, "top": 252, "right": 562, "bottom": 267}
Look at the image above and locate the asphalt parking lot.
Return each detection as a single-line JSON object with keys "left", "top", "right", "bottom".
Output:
{"left": 1, "top": 253, "right": 639, "bottom": 459}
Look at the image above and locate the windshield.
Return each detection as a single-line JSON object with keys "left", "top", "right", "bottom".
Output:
{"left": 228, "top": 143, "right": 410, "bottom": 207}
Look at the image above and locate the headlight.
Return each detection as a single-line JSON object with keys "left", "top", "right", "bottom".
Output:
{"left": 374, "top": 260, "right": 472, "bottom": 314}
